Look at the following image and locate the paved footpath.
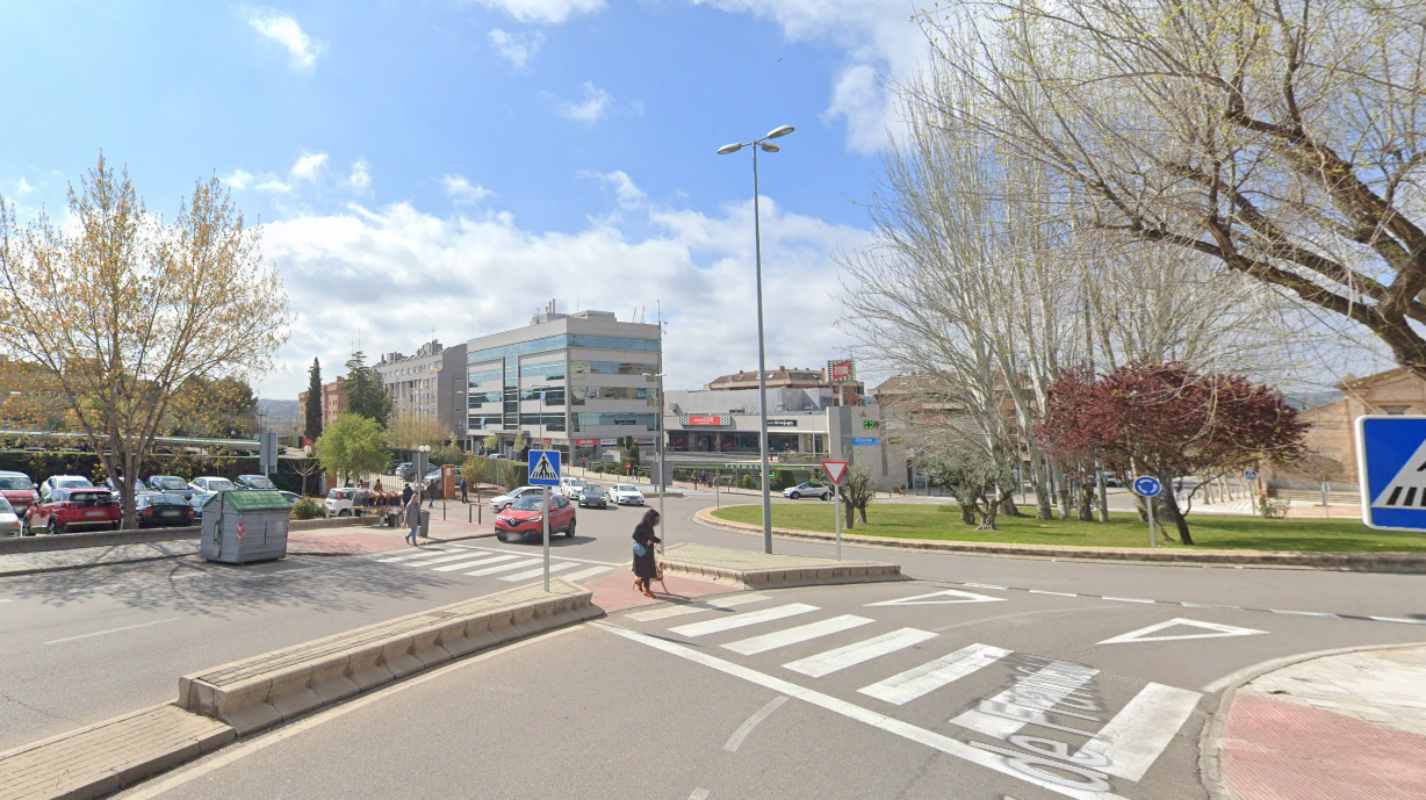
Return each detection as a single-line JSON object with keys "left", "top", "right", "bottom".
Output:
{"left": 1216, "top": 645, "right": 1426, "bottom": 800}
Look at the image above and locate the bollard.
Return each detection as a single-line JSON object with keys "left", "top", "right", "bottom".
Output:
{"left": 468, "top": 503, "right": 472, "bottom": 524}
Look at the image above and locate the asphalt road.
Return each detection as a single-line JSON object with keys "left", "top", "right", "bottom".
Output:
{"left": 4, "top": 491, "right": 1425, "bottom": 799}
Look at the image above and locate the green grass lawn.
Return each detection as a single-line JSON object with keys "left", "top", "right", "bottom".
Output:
{"left": 710, "top": 503, "right": 1426, "bottom": 553}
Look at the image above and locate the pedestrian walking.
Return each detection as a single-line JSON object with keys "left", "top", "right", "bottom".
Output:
{"left": 401, "top": 483, "right": 413, "bottom": 507}
{"left": 404, "top": 492, "right": 422, "bottom": 546}
{"left": 631, "top": 509, "right": 662, "bottom": 599}
{"left": 459, "top": 476, "right": 469, "bottom": 503}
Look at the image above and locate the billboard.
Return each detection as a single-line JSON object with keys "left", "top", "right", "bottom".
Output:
{"left": 685, "top": 414, "right": 729, "bottom": 427}
{"left": 827, "top": 359, "right": 855, "bottom": 384}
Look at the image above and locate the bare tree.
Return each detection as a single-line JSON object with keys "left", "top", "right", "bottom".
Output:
{"left": 923, "top": 0, "right": 1426, "bottom": 377}
{"left": 0, "top": 156, "right": 289, "bottom": 528}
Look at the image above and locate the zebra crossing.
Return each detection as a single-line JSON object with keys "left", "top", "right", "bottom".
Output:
{"left": 619, "top": 591, "right": 1202, "bottom": 794}
{"left": 369, "top": 543, "right": 616, "bottom": 584}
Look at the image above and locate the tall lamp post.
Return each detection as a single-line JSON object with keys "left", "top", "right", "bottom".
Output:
{"left": 717, "top": 123, "right": 794, "bottom": 554}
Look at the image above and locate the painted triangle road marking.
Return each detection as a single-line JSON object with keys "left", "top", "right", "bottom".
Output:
{"left": 865, "top": 589, "right": 1005, "bottom": 607}
{"left": 1097, "top": 617, "right": 1267, "bottom": 646}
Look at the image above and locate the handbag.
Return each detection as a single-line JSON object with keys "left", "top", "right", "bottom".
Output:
{"left": 632, "top": 541, "right": 648, "bottom": 558}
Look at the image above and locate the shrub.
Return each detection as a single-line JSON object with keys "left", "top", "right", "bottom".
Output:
{"left": 290, "top": 498, "right": 324, "bottom": 520}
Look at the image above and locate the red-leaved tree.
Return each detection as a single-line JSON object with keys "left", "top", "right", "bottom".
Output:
{"left": 1040, "top": 363, "right": 1306, "bottom": 544}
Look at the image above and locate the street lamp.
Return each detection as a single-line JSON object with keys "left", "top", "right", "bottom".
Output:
{"left": 717, "top": 123, "right": 794, "bottom": 554}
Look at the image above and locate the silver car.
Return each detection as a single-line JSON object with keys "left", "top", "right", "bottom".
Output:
{"left": 0, "top": 495, "right": 21, "bottom": 537}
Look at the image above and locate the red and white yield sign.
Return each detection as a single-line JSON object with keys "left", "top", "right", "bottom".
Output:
{"left": 821, "top": 459, "right": 850, "bottom": 485}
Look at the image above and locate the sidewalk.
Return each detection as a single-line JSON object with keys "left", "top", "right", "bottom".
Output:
{"left": 1212, "top": 645, "right": 1426, "bottom": 799}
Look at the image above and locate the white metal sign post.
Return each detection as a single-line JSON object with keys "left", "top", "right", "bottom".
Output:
{"left": 1132, "top": 475, "right": 1163, "bottom": 548}
{"left": 822, "top": 460, "right": 849, "bottom": 560}
{"left": 527, "top": 450, "right": 562, "bottom": 592}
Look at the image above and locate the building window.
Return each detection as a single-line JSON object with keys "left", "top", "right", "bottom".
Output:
{"left": 574, "top": 412, "right": 657, "bottom": 431}
{"left": 568, "top": 334, "right": 660, "bottom": 352}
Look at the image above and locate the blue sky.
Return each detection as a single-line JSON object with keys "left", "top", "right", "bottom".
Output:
{"left": 1, "top": 1, "right": 927, "bottom": 397}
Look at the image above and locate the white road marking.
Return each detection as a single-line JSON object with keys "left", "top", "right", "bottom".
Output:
{"left": 598, "top": 624, "right": 1128, "bottom": 800}
{"left": 464, "top": 559, "right": 542, "bottom": 577}
{"left": 723, "top": 695, "right": 789, "bottom": 752}
{"left": 45, "top": 617, "right": 180, "bottom": 645}
{"left": 671, "top": 603, "right": 820, "bottom": 638}
{"left": 688, "top": 788, "right": 711, "bottom": 800}
{"left": 628, "top": 593, "right": 770, "bottom": 622}
{"left": 964, "top": 582, "right": 1007, "bottom": 590}
{"left": 1099, "top": 596, "right": 1155, "bottom": 604}
{"left": 1268, "top": 609, "right": 1334, "bottom": 618}
{"left": 859, "top": 643, "right": 1011, "bottom": 706}
{"left": 374, "top": 548, "right": 454, "bottom": 563}
{"left": 950, "top": 660, "right": 1099, "bottom": 739}
{"left": 403, "top": 552, "right": 497, "bottom": 568}
{"left": 454, "top": 544, "right": 620, "bottom": 567}
{"left": 866, "top": 589, "right": 1004, "bottom": 606}
{"left": 1075, "top": 682, "right": 1200, "bottom": 781}
{"left": 724, "top": 615, "right": 874, "bottom": 655}
{"left": 499, "top": 562, "right": 580, "bottom": 582}
{"left": 430, "top": 554, "right": 521, "bottom": 572}
{"left": 0, "top": 598, "right": 12, "bottom": 603}
{"left": 1097, "top": 617, "right": 1267, "bottom": 646}
{"left": 1368, "top": 615, "right": 1426, "bottom": 625}
{"left": 561, "top": 565, "right": 614, "bottom": 582}
{"left": 784, "top": 628, "right": 938, "bottom": 678}
{"left": 1027, "top": 590, "right": 1078, "bottom": 598}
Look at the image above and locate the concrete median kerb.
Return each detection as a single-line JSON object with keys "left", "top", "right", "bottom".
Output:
{"left": 177, "top": 579, "right": 603, "bottom": 736}
{"left": 696, "top": 506, "right": 1426, "bottom": 574}
{"left": 657, "top": 541, "right": 902, "bottom": 589}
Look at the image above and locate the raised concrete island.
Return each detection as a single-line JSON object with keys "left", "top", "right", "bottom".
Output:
{"left": 657, "top": 542, "right": 902, "bottom": 589}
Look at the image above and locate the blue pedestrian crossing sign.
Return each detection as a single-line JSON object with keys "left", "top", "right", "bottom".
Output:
{"left": 527, "top": 449, "right": 561, "bottom": 486}
{"left": 1356, "top": 415, "right": 1426, "bottom": 531}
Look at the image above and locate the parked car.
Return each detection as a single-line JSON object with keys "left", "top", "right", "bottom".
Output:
{"left": 278, "top": 491, "right": 301, "bottom": 506}
{"left": 490, "top": 485, "right": 544, "bottom": 513}
{"left": 188, "top": 476, "right": 239, "bottom": 512}
{"left": 235, "top": 474, "right": 278, "bottom": 491}
{"left": 0, "top": 496, "right": 21, "bottom": 537}
{"left": 394, "top": 462, "right": 415, "bottom": 482}
{"left": 39, "top": 475, "right": 93, "bottom": 503}
{"left": 577, "top": 484, "right": 608, "bottom": 509}
{"left": 27, "top": 487, "right": 121, "bottom": 534}
{"left": 783, "top": 481, "right": 832, "bottom": 500}
{"left": 559, "top": 476, "right": 587, "bottom": 498}
{"left": 608, "top": 484, "right": 645, "bottom": 506}
{"left": 134, "top": 491, "right": 196, "bottom": 528}
{"left": 0, "top": 471, "right": 39, "bottom": 521}
{"left": 325, "top": 487, "right": 372, "bottom": 517}
{"left": 495, "top": 492, "right": 576, "bottom": 542}
{"left": 146, "top": 475, "right": 194, "bottom": 501}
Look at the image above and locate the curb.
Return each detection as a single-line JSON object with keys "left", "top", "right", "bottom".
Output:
{"left": 695, "top": 507, "right": 1426, "bottom": 574}
{"left": 1197, "top": 640, "right": 1426, "bottom": 800}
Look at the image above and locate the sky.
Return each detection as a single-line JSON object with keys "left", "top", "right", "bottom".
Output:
{"left": 0, "top": 0, "right": 932, "bottom": 398}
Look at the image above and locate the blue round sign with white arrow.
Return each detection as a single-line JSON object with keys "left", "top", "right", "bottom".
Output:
{"left": 1132, "top": 475, "right": 1162, "bottom": 498}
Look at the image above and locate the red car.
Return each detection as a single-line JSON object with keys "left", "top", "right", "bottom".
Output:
{"left": 495, "top": 492, "right": 576, "bottom": 543}
{"left": 0, "top": 471, "right": 38, "bottom": 523}
{"left": 27, "top": 487, "right": 122, "bottom": 534}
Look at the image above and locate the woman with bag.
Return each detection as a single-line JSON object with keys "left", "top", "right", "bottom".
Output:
{"left": 631, "top": 509, "right": 661, "bottom": 599}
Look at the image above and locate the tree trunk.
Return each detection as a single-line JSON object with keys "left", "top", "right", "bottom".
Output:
{"left": 999, "top": 489, "right": 1023, "bottom": 517}
{"left": 1055, "top": 470, "right": 1072, "bottom": 520}
{"left": 960, "top": 503, "right": 977, "bottom": 525}
{"left": 857, "top": 502, "right": 868, "bottom": 524}
{"left": 976, "top": 492, "right": 1000, "bottom": 530}
{"left": 1156, "top": 478, "right": 1195, "bottom": 544}
{"left": 1077, "top": 480, "right": 1094, "bottom": 522}
{"left": 843, "top": 497, "right": 855, "bottom": 530}
{"left": 1033, "top": 457, "right": 1054, "bottom": 520}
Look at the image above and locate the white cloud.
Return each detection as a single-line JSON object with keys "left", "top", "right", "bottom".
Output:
{"left": 250, "top": 194, "right": 870, "bottom": 398}
{"left": 348, "top": 159, "right": 372, "bottom": 191}
{"left": 221, "top": 169, "right": 255, "bottom": 190}
{"left": 487, "top": 28, "right": 544, "bottom": 69}
{"left": 15, "top": 177, "right": 34, "bottom": 195}
{"left": 693, "top": 0, "right": 926, "bottom": 153}
{"left": 580, "top": 169, "right": 645, "bottom": 209}
{"left": 559, "top": 82, "right": 611, "bottom": 124}
{"left": 442, "top": 174, "right": 495, "bottom": 204}
{"left": 467, "top": 0, "right": 604, "bottom": 25}
{"left": 245, "top": 9, "right": 324, "bottom": 71}
{"left": 290, "top": 152, "right": 329, "bottom": 181}
{"left": 255, "top": 177, "right": 293, "bottom": 194}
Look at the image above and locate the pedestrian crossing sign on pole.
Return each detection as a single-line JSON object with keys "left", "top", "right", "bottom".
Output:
{"left": 527, "top": 449, "right": 561, "bottom": 486}
{"left": 1356, "top": 415, "right": 1426, "bottom": 531}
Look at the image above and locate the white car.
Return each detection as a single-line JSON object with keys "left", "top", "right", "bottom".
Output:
{"left": 783, "top": 481, "right": 832, "bottom": 500}
{"left": 0, "top": 495, "right": 21, "bottom": 537}
{"left": 558, "top": 476, "right": 587, "bottom": 498}
{"left": 490, "top": 485, "right": 544, "bottom": 513}
{"left": 608, "top": 484, "right": 645, "bottom": 506}
{"left": 188, "top": 476, "right": 238, "bottom": 510}
{"left": 324, "top": 487, "right": 372, "bottom": 517}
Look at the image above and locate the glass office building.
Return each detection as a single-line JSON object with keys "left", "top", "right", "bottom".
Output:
{"left": 465, "top": 309, "right": 661, "bottom": 460}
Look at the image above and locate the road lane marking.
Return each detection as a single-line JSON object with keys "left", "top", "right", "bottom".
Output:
{"left": 1097, "top": 617, "right": 1266, "bottom": 646}
{"left": 598, "top": 623, "right": 1128, "bottom": 800}
{"left": 723, "top": 695, "right": 789, "bottom": 752}
{"left": 1027, "top": 590, "right": 1078, "bottom": 598}
{"left": 430, "top": 554, "right": 521, "bottom": 572}
{"left": 1074, "top": 682, "right": 1200, "bottom": 781}
{"left": 628, "top": 593, "right": 770, "bottom": 622}
{"left": 454, "top": 544, "right": 620, "bottom": 567}
{"left": 688, "top": 789, "right": 711, "bottom": 800}
{"left": 499, "top": 562, "right": 580, "bottom": 582}
{"left": 671, "top": 603, "right": 820, "bottom": 638}
{"left": 1268, "top": 609, "right": 1334, "bottom": 617}
{"left": 45, "top": 617, "right": 180, "bottom": 645}
{"left": 950, "top": 660, "right": 1099, "bottom": 739}
{"left": 374, "top": 548, "right": 455, "bottom": 563}
{"left": 866, "top": 589, "right": 1003, "bottom": 606}
{"left": 859, "top": 643, "right": 1011, "bottom": 706}
{"left": 400, "top": 552, "right": 493, "bottom": 568}
{"left": 724, "top": 615, "right": 874, "bottom": 655}
{"left": 963, "top": 582, "right": 1007, "bottom": 590}
{"left": 1099, "top": 597, "right": 1154, "bottom": 604}
{"left": 561, "top": 565, "right": 614, "bottom": 582}
{"left": 783, "top": 628, "right": 938, "bottom": 678}
{"left": 464, "top": 559, "right": 542, "bottom": 576}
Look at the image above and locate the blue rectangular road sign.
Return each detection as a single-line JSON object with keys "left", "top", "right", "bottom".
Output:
{"left": 527, "top": 449, "right": 561, "bottom": 486}
{"left": 1356, "top": 415, "right": 1426, "bottom": 531}
{"left": 851, "top": 437, "right": 879, "bottom": 446}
